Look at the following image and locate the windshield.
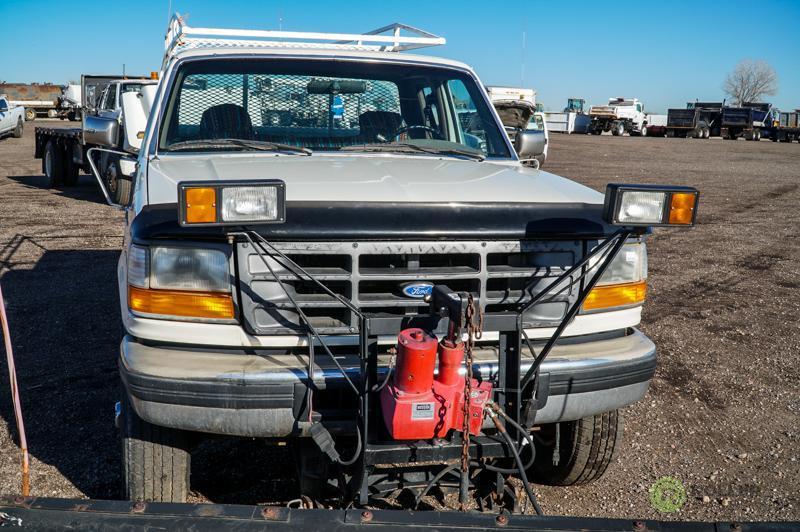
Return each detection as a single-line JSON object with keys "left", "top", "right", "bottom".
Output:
{"left": 158, "top": 58, "right": 511, "bottom": 159}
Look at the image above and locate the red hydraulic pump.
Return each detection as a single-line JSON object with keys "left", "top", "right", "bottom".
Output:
{"left": 380, "top": 328, "right": 492, "bottom": 440}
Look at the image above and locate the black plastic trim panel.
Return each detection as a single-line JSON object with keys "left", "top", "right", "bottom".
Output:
{"left": 131, "top": 201, "right": 616, "bottom": 242}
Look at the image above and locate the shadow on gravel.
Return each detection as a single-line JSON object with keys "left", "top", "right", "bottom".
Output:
{"left": 6, "top": 174, "right": 108, "bottom": 206}
{"left": 0, "top": 245, "right": 299, "bottom": 504}
{"left": 0, "top": 248, "right": 123, "bottom": 499}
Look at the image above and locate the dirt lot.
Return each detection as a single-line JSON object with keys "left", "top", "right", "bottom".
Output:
{"left": 0, "top": 122, "right": 798, "bottom": 521}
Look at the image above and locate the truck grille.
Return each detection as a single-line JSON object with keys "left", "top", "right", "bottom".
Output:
{"left": 236, "top": 240, "right": 583, "bottom": 335}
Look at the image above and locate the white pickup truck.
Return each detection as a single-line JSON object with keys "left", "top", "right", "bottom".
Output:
{"left": 0, "top": 95, "right": 25, "bottom": 139}
{"left": 588, "top": 97, "right": 647, "bottom": 136}
{"left": 89, "top": 16, "right": 698, "bottom": 509}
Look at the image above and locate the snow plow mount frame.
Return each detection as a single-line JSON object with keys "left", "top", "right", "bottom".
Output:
{"left": 233, "top": 227, "right": 634, "bottom": 510}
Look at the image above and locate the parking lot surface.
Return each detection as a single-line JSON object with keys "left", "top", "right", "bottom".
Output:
{"left": 0, "top": 123, "right": 798, "bottom": 520}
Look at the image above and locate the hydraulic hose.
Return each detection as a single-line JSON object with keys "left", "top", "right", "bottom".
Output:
{"left": 488, "top": 409, "right": 543, "bottom": 515}
{"left": 0, "top": 281, "right": 30, "bottom": 496}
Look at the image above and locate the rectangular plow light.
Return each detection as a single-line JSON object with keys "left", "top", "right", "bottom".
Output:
{"left": 603, "top": 184, "right": 699, "bottom": 227}
{"left": 178, "top": 180, "right": 286, "bottom": 226}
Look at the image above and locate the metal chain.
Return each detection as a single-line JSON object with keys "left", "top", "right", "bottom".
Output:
{"left": 460, "top": 293, "right": 483, "bottom": 509}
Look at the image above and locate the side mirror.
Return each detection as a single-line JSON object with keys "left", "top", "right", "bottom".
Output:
{"left": 515, "top": 130, "right": 545, "bottom": 161}
{"left": 83, "top": 115, "right": 118, "bottom": 147}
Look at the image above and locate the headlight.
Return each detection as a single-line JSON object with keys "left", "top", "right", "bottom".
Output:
{"left": 584, "top": 241, "right": 647, "bottom": 312}
{"left": 150, "top": 247, "right": 229, "bottom": 292}
{"left": 597, "top": 241, "right": 647, "bottom": 285}
{"left": 221, "top": 186, "right": 279, "bottom": 222}
{"left": 603, "top": 184, "right": 698, "bottom": 226}
{"left": 127, "top": 245, "right": 234, "bottom": 321}
{"left": 178, "top": 180, "right": 285, "bottom": 226}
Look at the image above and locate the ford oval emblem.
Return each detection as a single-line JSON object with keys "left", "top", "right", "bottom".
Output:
{"left": 401, "top": 282, "right": 434, "bottom": 299}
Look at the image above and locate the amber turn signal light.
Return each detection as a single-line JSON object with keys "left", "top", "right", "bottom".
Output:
{"left": 183, "top": 187, "right": 217, "bottom": 224}
{"left": 583, "top": 280, "right": 647, "bottom": 311}
{"left": 128, "top": 286, "right": 234, "bottom": 320}
{"left": 668, "top": 192, "right": 697, "bottom": 225}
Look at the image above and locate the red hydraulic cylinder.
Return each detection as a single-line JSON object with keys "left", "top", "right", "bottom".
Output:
{"left": 436, "top": 340, "right": 464, "bottom": 386}
{"left": 393, "top": 328, "right": 438, "bottom": 394}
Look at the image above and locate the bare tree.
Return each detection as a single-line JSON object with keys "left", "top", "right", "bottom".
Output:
{"left": 723, "top": 59, "right": 778, "bottom": 105}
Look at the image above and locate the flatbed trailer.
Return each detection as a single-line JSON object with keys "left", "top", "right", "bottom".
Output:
{"left": 33, "top": 126, "right": 87, "bottom": 188}
{"left": 769, "top": 111, "right": 800, "bottom": 142}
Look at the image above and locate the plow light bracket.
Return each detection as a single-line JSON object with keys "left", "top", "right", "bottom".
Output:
{"left": 603, "top": 183, "right": 699, "bottom": 227}
{"left": 177, "top": 180, "right": 286, "bottom": 226}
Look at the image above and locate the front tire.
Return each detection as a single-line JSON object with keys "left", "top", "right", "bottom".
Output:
{"left": 121, "top": 399, "right": 191, "bottom": 503}
{"left": 12, "top": 119, "right": 23, "bottom": 138}
{"left": 24, "top": 108, "right": 36, "bottom": 121}
{"left": 640, "top": 126, "right": 648, "bottom": 137}
{"left": 530, "top": 409, "right": 624, "bottom": 486}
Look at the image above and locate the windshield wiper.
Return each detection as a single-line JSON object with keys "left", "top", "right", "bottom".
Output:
{"left": 340, "top": 142, "right": 484, "bottom": 161}
{"left": 167, "top": 138, "right": 312, "bottom": 155}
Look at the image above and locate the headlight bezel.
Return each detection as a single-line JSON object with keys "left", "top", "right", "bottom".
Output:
{"left": 178, "top": 180, "right": 286, "bottom": 227}
{"left": 603, "top": 183, "right": 698, "bottom": 227}
{"left": 126, "top": 242, "right": 236, "bottom": 322}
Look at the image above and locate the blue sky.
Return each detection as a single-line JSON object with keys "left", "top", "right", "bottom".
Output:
{"left": 2, "top": 0, "right": 798, "bottom": 113}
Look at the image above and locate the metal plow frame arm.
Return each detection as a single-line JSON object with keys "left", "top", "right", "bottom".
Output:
{"left": 1, "top": 496, "right": 797, "bottom": 531}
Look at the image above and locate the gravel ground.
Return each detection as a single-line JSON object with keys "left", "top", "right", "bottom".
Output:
{"left": 0, "top": 122, "right": 798, "bottom": 521}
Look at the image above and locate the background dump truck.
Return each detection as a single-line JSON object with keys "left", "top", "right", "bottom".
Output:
{"left": 588, "top": 97, "right": 646, "bottom": 136}
{"left": 721, "top": 102, "right": 773, "bottom": 141}
{"left": 92, "top": 15, "right": 701, "bottom": 513}
{"left": 33, "top": 75, "right": 156, "bottom": 201}
{"left": 666, "top": 102, "right": 722, "bottom": 139}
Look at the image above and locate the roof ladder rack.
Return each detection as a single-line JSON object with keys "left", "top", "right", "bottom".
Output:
{"left": 163, "top": 14, "right": 445, "bottom": 66}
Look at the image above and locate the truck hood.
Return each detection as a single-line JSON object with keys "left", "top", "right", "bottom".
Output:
{"left": 146, "top": 154, "right": 603, "bottom": 205}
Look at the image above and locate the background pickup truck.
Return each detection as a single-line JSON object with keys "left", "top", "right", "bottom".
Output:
{"left": 0, "top": 95, "right": 25, "bottom": 139}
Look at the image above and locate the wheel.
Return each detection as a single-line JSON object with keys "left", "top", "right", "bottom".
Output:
{"left": 611, "top": 122, "right": 624, "bottom": 136}
{"left": 640, "top": 126, "right": 648, "bottom": 137}
{"left": 12, "top": 119, "right": 23, "bottom": 139}
{"left": 753, "top": 129, "right": 761, "bottom": 141}
{"left": 121, "top": 398, "right": 191, "bottom": 502}
{"left": 43, "top": 140, "right": 65, "bottom": 187}
{"left": 530, "top": 410, "right": 624, "bottom": 486}
{"left": 104, "top": 157, "right": 132, "bottom": 204}
{"left": 24, "top": 108, "right": 36, "bottom": 121}
{"left": 702, "top": 128, "right": 710, "bottom": 139}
